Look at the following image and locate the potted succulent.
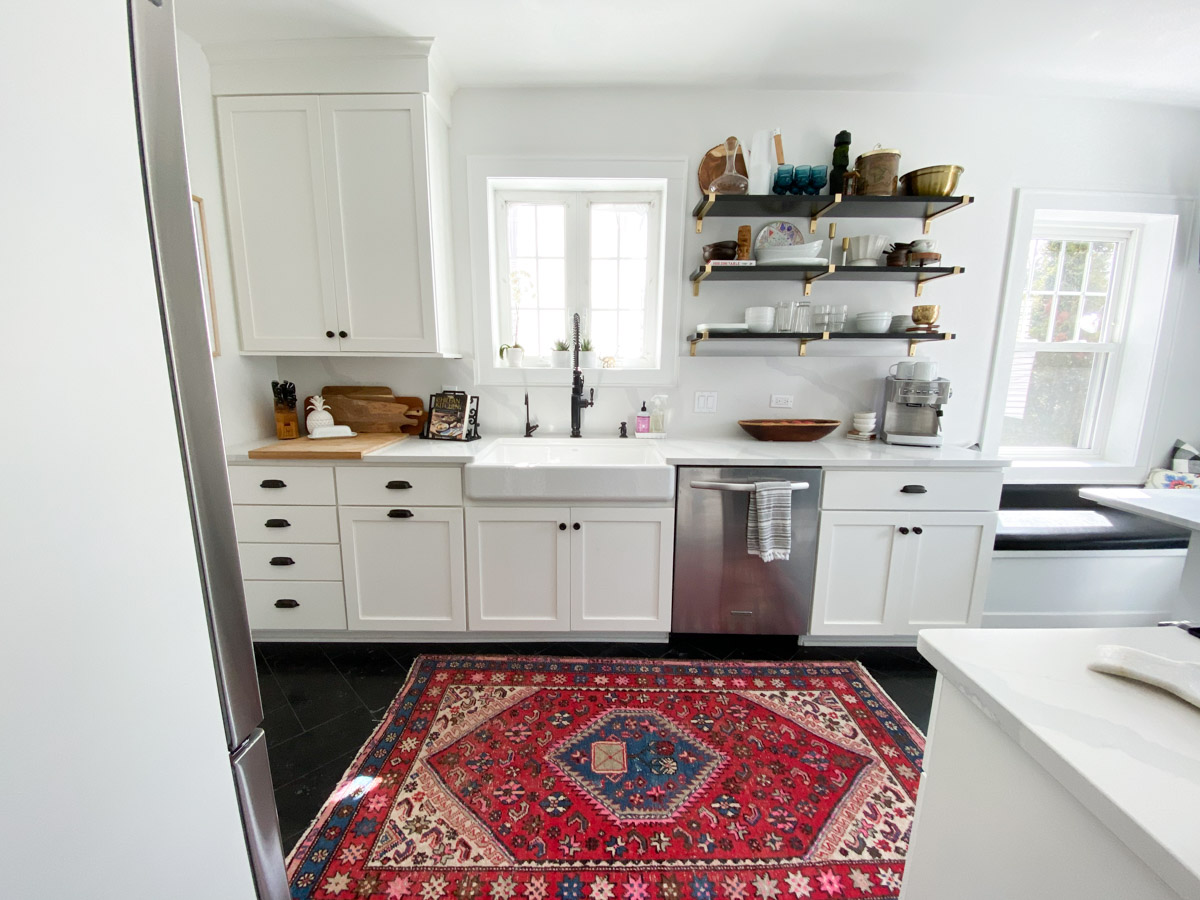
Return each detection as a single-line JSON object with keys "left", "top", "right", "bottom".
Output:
{"left": 499, "top": 342, "right": 524, "bottom": 367}
{"left": 550, "top": 339, "right": 571, "bottom": 368}
{"left": 578, "top": 338, "right": 598, "bottom": 369}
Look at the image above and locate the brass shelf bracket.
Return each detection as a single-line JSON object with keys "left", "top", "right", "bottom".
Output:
{"left": 922, "top": 195, "right": 973, "bottom": 234}
{"left": 695, "top": 192, "right": 717, "bottom": 234}
{"left": 914, "top": 266, "right": 963, "bottom": 297}
{"left": 689, "top": 329, "right": 710, "bottom": 357}
{"left": 692, "top": 262, "right": 714, "bottom": 297}
{"left": 908, "top": 331, "right": 955, "bottom": 356}
{"left": 804, "top": 264, "right": 836, "bottom": 296}
{"left": 809, "top": 194, "right": 843, "bottom": 233}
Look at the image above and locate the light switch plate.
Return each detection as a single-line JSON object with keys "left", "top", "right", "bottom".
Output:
{"left": 770, "top": 394, "right": 794, "bottom": 409}
{"left": 694, "top": 391, "right": 718, "bottom": 413}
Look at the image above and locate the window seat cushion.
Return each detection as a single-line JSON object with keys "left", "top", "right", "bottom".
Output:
{"left": 994, "top": 484, "right": 1191, "bottom": 552}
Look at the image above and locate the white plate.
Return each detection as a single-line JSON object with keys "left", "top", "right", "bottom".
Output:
{"left": 696, "top": 322, "right": 749, "bottom": 333}
{"left": 757, "top": 257, "right": 830, "bottom": 266}
{"left": 754, "top": 220, "right": 804, "bottom": 248}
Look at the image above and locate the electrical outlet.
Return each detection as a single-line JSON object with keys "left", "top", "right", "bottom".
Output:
{"left": 694, "top": 391, "right": 718, "bottom": 413}
{"left": 770, "top": 394, "right": 794, "bottom": 409}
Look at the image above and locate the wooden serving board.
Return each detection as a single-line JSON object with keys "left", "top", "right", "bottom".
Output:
{"left": 312, "top": 386, "right": 427, "bottom": 434}
{"left": 248, "top": 433, "right": 408, "bottom": 459}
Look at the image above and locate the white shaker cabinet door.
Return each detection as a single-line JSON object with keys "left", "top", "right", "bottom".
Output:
{"left": 811, "top": 512, "right": 909, "bottom": 636}
{"left": 465, "top": 508, "right": 571, "bottom": 632}
{"left": 902, "top": 512, "right": 996, "bottom": 632}
{"left": 339, "top": 506, "right": 466, "bottom": 631}
{"left": 570, "top": 508, "right": 674, "bottom": 631}
{"left": 319, "top": 95, "right": 437, "bottom": 353}
{"left": 217, "top": 95, "right": 339, "bottom": 352}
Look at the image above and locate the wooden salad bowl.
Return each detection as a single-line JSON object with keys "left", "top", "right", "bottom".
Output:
{"left": 738, "top": 419, "right": 841, "bottom": 442}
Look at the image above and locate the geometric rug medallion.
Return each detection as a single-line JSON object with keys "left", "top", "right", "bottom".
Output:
{"left": 287, "top": 656, "right": 925, "bottom": 899}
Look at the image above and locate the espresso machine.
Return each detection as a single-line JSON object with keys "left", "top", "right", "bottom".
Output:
{"left": 880, "top": 376, "right": 952, "bottom": 447}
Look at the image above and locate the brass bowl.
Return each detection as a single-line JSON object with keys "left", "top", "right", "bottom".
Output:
{"left": 738, "top": 419, "right": 841, "bottom": 442}
{"left": 902, "top": 164, "right": 964, "bottom": 196}
{"left": 912, "top": 304, "right": 941, "bottom": 326}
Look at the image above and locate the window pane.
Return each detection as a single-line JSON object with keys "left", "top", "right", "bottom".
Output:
{"left": 1052, "top": 294, "right": 1080, "bottom": 341}
{"left": 536, "top": 205, "right": 564, "bottom": 258}
{"left": 538, "top": 309, "right": 566, "bottom": 357}
{"left": 619, "top": 259, "right": 647, "bottom": 309}
{"left": 1059, "top": 242, "right": 1089, "bottom": 291}
{"left": 1079, "top": 294, "right": 1106, "bottom": 342}
{"left": 1030, "top": 240, "right": 1061, "bottom": 291}
{"left": 591, "top": 310, "right": 618, "bottom": 358}
{"left": 618, "top": 313, "right": 644, "bottom": 358}
{"left": 591, "top": 208, "right": 618, "bottom": 258}
{"left": 537, "top": 258, "right": 565, "bottom": 308}
{"left": 591, "top": 259, "right": 618, "bottom": 309}
{"left": 618, "top": 208, "right": 649, "bottom": 258}
{"left": 1087, "top": 242, "right": 1116, "bottom": 292}
{"left": 508, "top": 204, "right": 537, "bottom": 257}
{"left": 1018, "top": 293, "right": 1052, "bottom": 341}
{"left": 1001, "top": 350, "right": 1106, "bottom": 449}
{"left": 508, "top": 262, "right": 537, "bottom": 308}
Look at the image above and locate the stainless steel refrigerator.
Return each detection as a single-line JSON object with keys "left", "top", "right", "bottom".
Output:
{"left": 128, "top": 2, "right": 289, "bottom": 896}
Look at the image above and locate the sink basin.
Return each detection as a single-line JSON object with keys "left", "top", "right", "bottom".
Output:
{"left": 465, "top": 438, "right": 675, "bottom": 501}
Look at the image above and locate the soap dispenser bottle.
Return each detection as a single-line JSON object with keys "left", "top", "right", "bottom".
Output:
{"left": 648, "top": 395, "right": 668, "bottom": 435}
{"left": 635, "top": 401, "right": 650, "bottom": 434}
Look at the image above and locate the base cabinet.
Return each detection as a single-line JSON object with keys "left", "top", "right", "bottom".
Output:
{"left": 811, "top": 510, "right": 996, "bottom": 637}
{"left": 466, "top": 507, "right": 673, "bottom": 632}
{"left": 339, "top": 506, "right": 467, "bottom": 631}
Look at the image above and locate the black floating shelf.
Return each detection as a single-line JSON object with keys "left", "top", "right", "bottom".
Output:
{"left": 686, "top": 330, "right": 956, "bottom": 358}
{"left": 692, "top": 192, "right": 973, "bottom": 235}
{"left": 690, "top": 263, "right": 964, "bottom": 297}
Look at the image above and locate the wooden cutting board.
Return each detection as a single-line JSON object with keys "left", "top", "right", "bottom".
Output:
{"left": 248, "top": 433, "right": 409, "bottom": 459}
{"left": 313, "top": 386, "right": 426, "bottom": 434}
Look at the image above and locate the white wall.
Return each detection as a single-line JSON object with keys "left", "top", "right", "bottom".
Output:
{"left": 177, "top": 31, "right": 278, "bottom": 446}
{"left": 0, "top": 8, "right": 256, "bottom": 900}
{"left": 210, "top": 84, "right": 1200, "bottom": 467}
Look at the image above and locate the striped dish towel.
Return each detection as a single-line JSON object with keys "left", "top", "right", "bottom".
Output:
{"left": 747, "top": 481, "right": 793, "bottom": 562}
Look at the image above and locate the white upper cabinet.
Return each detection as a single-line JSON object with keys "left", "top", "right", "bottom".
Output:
{"left": 211, "top": 40, "right": 457, "bottom": 357}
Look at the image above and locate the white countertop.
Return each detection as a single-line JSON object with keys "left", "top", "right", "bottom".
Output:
{"left": 227, "top": 434, "right": 1007, "bottom": 469}
{"left": 1082, "top": 487, "right": 1200, "bottom": 533}
{"left": 918, "top": 626, "right": 1200, "bottom": 899}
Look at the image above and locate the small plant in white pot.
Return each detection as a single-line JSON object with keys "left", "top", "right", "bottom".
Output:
{"left": 550, "top": 340, "right": 571, "bottom": 368}
{"left": 578, "top": 338, "right": 598, "bottom": 369}
{"left": 499, "top": 343, "right": 524, "bottom": 367}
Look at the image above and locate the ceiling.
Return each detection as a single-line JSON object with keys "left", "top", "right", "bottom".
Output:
{"left": 176, "top": 0, "right": 1200, "bottom": 107}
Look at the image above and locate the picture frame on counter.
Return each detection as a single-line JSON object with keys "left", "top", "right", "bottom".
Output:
{"left": 423, "top": 391, "right": 481, "bottom": 441}
{"left": 190, "top": 194, "right": 220, "bottom": 357}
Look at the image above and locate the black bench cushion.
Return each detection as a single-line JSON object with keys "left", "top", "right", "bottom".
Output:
{"left": 994, "top": 484, "right": 1191, "bottom": 552}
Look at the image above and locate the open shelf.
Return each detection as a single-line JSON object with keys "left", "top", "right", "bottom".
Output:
{"left": 685, "top": 330, "right": 956, "bottom": 357}
{"left": 690, "top": 263, "right": 964, "bottom": 297}
{"left": 692, "top": 192, "right": 974, "bottom": 234}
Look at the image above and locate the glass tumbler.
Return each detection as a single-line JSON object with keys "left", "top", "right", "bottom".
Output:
{"left": 793, "top": 300, "right": 812, "bottom": 332}
{"left": 827, "top": 304, "right": 848, "bottom": 333}
{"left": 774, "top": 302, "right": 794, "bottom": 332}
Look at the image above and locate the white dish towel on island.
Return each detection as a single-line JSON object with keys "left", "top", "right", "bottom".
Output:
{"left": 747, "top": 481, "right": 792, "bottom": 562}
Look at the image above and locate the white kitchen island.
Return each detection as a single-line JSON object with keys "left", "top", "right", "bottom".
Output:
{"left": 902, "top": 627, "right": 1200, "bottom": 900}
{"left": 1082, "top": 487, "right": 1200, "bottom": 619}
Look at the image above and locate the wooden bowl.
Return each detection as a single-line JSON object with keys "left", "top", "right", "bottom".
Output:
{"left": 738, "top": 419, "right": 841, "bottom": 442}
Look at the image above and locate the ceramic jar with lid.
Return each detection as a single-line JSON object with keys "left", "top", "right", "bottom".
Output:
{"left": 854, "top": 146, "right": 901, "bottom": 196}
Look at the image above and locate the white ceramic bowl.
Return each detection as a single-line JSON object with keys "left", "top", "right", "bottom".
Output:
{"left": 846, "top": 234, "right": 890, "bottom": 263}
{"left": 745, "top": 306, "right": 775, "bottom": 332}
{"left": 756, "top": 240, "right": 825, "bottom": 265}
{"left": 855, "top": 311, "right": 893, "bottom": 334}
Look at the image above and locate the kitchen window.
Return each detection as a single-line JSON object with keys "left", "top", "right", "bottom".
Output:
{"left": 467, "top": 158, "right": 686, "bottom": 387}
{"left": 982, "top": 190, "right": 1187, "bottom": 481}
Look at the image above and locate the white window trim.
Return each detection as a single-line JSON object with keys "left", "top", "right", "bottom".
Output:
{"left": 981, "top": 189, "right": 1194, "bottom": 484}
{"left": 467, "top": 156, "right": 686, "bottom": 387}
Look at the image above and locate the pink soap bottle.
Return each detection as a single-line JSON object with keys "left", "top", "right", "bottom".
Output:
{"left": 635, "top": 401, "right": 650, "bottom": 434}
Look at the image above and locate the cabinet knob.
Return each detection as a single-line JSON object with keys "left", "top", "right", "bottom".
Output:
{"left": 388, "top": 509, "right": 414, "bottom": 519}
{"left": 264, "top": 518, "right": 290, "bottom": 528}
{"left": 274, "top": 598, "right": 299, "bottom": 609}
{"left": 913, "top": 526, "right": 923, "bottom": 535}
{"left": 900, "top": 484, "right": 928, "bottom": 494}
{"left": 573, "top": 522, "right": 581, "bottom": 531}
{"left": 338, "top": 330, "right": 348, "bottom": 338}
{"left": 259, "top": 479, "right": 286, "bottom": 489}
{"left": 269, "top": 556, "right": 295, "bottom": 566}
{"left": 326, "top": 331, "right": 335, "bottom": 338}
{"left": 386, "top": 480, "right": 413, "bottom": 490}
{"left": 559, "top": 523, "right": 567, "bottom": 531}
{"left": 898, "top": 527, "right": 910, "bottom": 535}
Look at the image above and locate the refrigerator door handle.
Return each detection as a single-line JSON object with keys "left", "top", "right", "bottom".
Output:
{"left": 689, "top": 481, "right": 810, "bottom": 492}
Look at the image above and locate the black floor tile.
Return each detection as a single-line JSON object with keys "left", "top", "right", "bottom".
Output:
{"left": 255, "top": 669, "right": 290, "bottom": 713}
{"left": 262, "top": 701, "right": 304, "bottom": 748}
{"left": 328, "top": 646, "right": 415, "bottom": 713}
{"left": 268, "top": 654, "right": 366, "bottom": 732}
{"left": 274, "top": 747, "right": 358, "bottom": 849}
{"left": 268, "top": 706, "right": 378, "bottom": 788}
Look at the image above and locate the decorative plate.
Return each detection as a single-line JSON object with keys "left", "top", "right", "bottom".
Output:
{"left": 754, "top": 220, "right": 804, "bottom": 248}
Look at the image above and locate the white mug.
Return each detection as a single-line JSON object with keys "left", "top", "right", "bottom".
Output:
{"left": 912, "top": 359, "right": 938, "bottom": 381}
{"left": 889, "top": 360, "right": 916, "bottom": 379}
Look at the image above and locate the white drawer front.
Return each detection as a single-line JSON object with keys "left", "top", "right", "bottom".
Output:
{"left": 238, "top": 542, "right": 343, "bottom": 581}
{"left": 335, "top": 466, "right": 463, "bottom": 506}
{"left": 243, "top": 581, "right": 346, "bottom": 631}
{"left": 233, "top": 505, "right": 340, "bottom": 544}
{"left": 228, "top": 465, "right": 335, "bottom": 506}
{"left": 822, "top": 469, "right": 1003, "bottom": 512}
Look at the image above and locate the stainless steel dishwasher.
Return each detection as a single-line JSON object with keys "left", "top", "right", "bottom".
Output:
{"left": 673, "top": 466, "right": 820, "bottom": 635}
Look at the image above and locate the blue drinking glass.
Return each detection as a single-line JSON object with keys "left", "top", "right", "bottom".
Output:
{"left": 808, "top": 165, "right": 828, "bottom": 195}
{"left": 791, "top": 165, "right": 811, "bottom": 195}
{"left": 772, "top": 164, "right": 794, "bottom": 195}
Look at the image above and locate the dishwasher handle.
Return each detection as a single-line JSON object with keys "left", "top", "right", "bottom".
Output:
{"left": 689, "top": 480, "right": 810, "bottom": 493}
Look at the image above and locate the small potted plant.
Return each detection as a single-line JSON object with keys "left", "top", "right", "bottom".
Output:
{"left": 499, "top": 342, "right": 524, "bottom": 367}
{"left": 578, "top": 338, "right": 598, "bottom": 369}
{"left": 550, "top": 340, "right": 571, "bottom": 368}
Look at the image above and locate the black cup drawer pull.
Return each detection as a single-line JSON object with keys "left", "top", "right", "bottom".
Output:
{"left": 388, "top": 509, "right": 414, "bottom": 519}
{"left": 386, "top": 480, "right": 413, "bottom": 490}
{"left": 269, "top": 556, "right": 295, "bottom": 566}
{"left": 900, "top": 484, "right": 928, "bottom": 494}
{"left": 274, "top": 598, "right": 300, "bottom": 609}
{"left": 264, "top": 518, "right": 291, "bottom": 528}
{"left": 260, "top": 479, "right": 286, "bottom": 489}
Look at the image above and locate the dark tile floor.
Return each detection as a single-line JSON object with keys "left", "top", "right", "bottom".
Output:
{"left": 255, "top": 637, "right": 936, "bottom": 849}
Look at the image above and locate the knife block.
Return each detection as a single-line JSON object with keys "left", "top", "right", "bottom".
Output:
{"left": 274, "top": 404, "right": 300, "bottom": 439}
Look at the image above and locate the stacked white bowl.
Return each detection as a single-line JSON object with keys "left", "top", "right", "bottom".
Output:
{"left": 852, "top": 411, "right": 877, "bottom": 434}
{"left": 855, "top": 310, "right": 893, "bottom": 333}
{"left": 745, "top": 306, "right": 775, "bottom": 333}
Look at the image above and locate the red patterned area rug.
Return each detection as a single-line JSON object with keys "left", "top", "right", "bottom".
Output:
{"left": 287, "top": 656, "right": 924, "bottom": 900}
